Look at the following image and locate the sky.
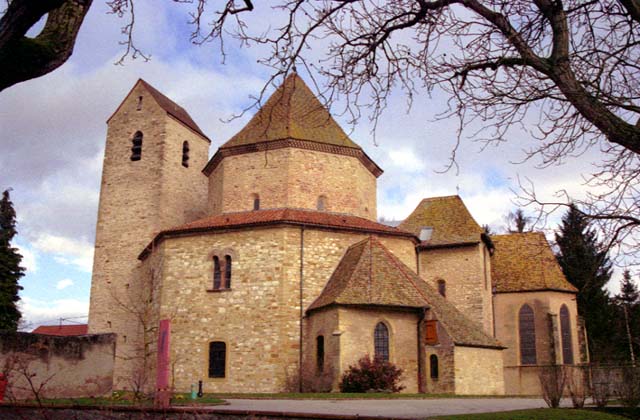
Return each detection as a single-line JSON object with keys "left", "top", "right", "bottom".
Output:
{"left": 0, "top": 2, "right": 628, "bottom": 330}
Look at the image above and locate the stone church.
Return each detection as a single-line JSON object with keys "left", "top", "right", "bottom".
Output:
{"left": 88, "top": 74, "right": 586, "bottom": 395}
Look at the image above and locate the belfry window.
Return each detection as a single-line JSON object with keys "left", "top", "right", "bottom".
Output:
{"left": 519, "top": 304, "right": 537, "bottom": 365}
{"left": 437, "top": 280, "right": 446, "bottom": 297}
{"left": 136, "top": 96, "right": 143, "bottom": 110}
{"left": 560, "top": 305, "right": 574, "bottom": 364}
{"left": 208, "top": 341, "right": 226, "bottom": 378}
{"left": 252, "top": 194, "right": 260, "bottom": 210}
{"left": 317, "top": 195, "right": 326, "bottom": 211}
{"left": 213, "top": 256, "right": 221, "bottom": 289}
{"left": 131, "top": 131, "right": 143, "bottom": 161}
{"left": 182, "top": 141, "right": 190, "bottom": 168}
{"left": 430, "top": 354, "right": 439, "bottom": 379}
{"left": 374, "top": 322, "right": 389, "bottom": 362}
{"left": 317, "top": 335, "right": 325, "bottom": 372}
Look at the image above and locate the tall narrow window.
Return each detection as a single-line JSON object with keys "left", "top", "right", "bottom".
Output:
{"left": 316, "top": 335, "right": 325, "bottom": 372}
{"left": 519, "top": 304, "right": 537, "bottom": 365}
{"left": 430, "top": 354, "right": 439, "bottom": 379}
{"left": 317, "top": 195, "right": 326, "bottom": 211}
{"left": 182, "top": 141, "right": 190, "bottom": 168}
{"left": 252, "top": 194, "right": 260, "bottom": 210}
{"left": 213, "top": 256, "right": 221, "bottom": 289}
{"left": 131, "top": 131, "right": 143, "bottom": 161}
{"left": 560, "top": 305, "right": 574, "bottom": 364}
{"left": 224, "top": 255, "right": 232, "bottom": 289}
{"left": 437, "top": 280, "right": 446, "bottom": 297}
{"left": 137, "top": 96, "right": 143, "bottom": 110}
{"left": 374, "top": 322, "right": 389, "bottom": 362}
{"left": 208, "top": 341, "right": 226, "bottom": 378}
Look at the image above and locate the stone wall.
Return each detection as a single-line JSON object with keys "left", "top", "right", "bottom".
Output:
{"left": 0, "top": 332, "right": 116, "bottom": 400}
{"left": 424, "top": 313, "right": 455, "bottom": 394}
{"left": 493, "top": 291, "right": 581, "bottom": 395}
{"left": 88, "top": 82, "right": 210, "bottom": 389}
{"left": 301, "top": 307, "right": 340, "bottom": 392}
{"left": 206, "top": 148, "right": 377, "bottom": 220}
{"left": 418, "top": 244, "right": 493, "bottom": 334}
{"left": 453, "top": 346, "right": 505, "bottom": 395}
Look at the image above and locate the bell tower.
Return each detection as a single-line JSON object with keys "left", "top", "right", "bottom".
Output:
{"left": 88, "top": 79, "right": 210, "bottom": 386}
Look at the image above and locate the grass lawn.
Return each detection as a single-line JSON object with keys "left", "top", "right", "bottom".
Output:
{"left": 212, "top": 392, "right": 524, "bottom": 399}
{"left": 431, "top": 408, "right": 630, "bottom": 420}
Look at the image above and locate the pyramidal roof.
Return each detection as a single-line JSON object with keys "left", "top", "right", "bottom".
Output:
{"left": 491, "top": 232, "right": 578, "bottom": 293}
{"left": 221, "top": 73, "right": 360, "bottom": 149}
{"left": 308, "top": 237, "right": 503, "bottom": 349}
{"left": 399, "top": 196, "right": 484, "bottom": 247}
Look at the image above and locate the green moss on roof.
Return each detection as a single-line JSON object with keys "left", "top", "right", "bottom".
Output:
{"left": 491, "top": 232, "right": 577, "bottom": 293}
{"left": 221, "top": 73, "right": 361, "bottom": 149}
{"left": 399, "top": 196, "right": 484, "bottom": 246}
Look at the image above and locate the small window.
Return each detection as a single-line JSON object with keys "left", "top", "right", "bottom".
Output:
{"left": 224, "top": 255, "right": 232, "bottom": 289}
{"left": 316, "top": 335, "right": 325, "bottom": 373}
{"left": 425, "top": 320, "right": 438, "bottom": 345}
{"left": 131, "top": 131, "right": 143, "bottom": 161}
{"left": 519, "top": 304, "right": 537, "bottom": 365}
{"left": 252, "top": 194, "right": 260, "bottom": 211}
{"left": 430, "top": 354, "right": 439, "bottom": 379}
{"left": 419, "top": 227, "right": 433, "bottom": 241}
{"left": 374, "top": 322, "right": 389, "bottom": 362}
{"left": 437, "top": 280, "right": 446, "bottom": 297}
{"left": 560, "top": 305, "right": 574, "bottom": 364}
{"left": 208, "top": 341, "right": 226, "bottom": 378}
{"left": 137, "top": 96, "right": 143, "bottom": 110}
{"left": 213, "top": 256, "right": 221, "bottom": 289}
{"left": 317, "top": 195, "right": 326, "bottom": 211}
{"left": 182, "top": 141, "right": 190, "bottom": 168}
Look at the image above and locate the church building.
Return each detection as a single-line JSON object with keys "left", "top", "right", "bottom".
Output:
{"left": 88, "top": 74, "right": 586, "bottom": 395}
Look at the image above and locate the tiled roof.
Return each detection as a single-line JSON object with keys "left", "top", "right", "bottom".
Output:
{"left": 139, "top": 209, "right": 416, "bottom": 260}
{"left": 491, "top": 232, "right": 578, "bottom": 293}
{"left": 221, "top": 73, "right": 360, "bottom": 149}
{"left": 32, "top": 324, "right": 88, "bottom": 336}
{"left": 308, "top": 237, "right": 503, "bottom": 349}
{"left": 138, "top": 79, "right": 210, "bottom": 142}
{"left": 399, "top": 196, "right": 484, "bottom": 247}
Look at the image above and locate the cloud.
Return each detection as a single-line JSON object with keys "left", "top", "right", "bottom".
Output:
{"left": 32, "top": 234, "right": 94, "bottom": 273}
{"left": 56, "top": 279, "right": 74, "bottom": 290}
{"left": 18, "top": 297, "right": 89, "bottom": 331}
{"left": 15, "top": 244, "right": 37, "bottom": 273}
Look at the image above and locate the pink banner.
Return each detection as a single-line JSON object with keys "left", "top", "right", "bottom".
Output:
{"left": 156, "top": 319, "right": 171, "bottom": 390}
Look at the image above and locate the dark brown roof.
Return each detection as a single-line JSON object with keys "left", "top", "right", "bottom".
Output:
{"left": 399, "top": 196, "right": 484, "bottom": 247}
{"left": 491, "top": 232, "right": 578, "bottom": 293}
{"left": 308, "top": 237, "right": 503, "bottom": 349}
{"left": 221, "top": 73, "right": 360, "bottom": 149}
{"left": 32, "top": 324, "right": 88, "bottom": 336}
{"left": 137, "top": 80, "right": 210, "bottom": 141}
{"left": 139, "top": 209, "right": 416, "bottom": 260}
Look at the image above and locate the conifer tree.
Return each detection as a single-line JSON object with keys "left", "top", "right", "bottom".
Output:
{"left": 0, "top": 189, "right": 24, "bottom": 331}
{"left": 555, "top": 204, "right": 614, "bottom": 362}
{"left": 616, "top": 270, "right": 639, "bottom": 365}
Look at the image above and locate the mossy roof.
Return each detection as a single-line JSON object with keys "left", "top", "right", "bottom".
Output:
{"left": 491, "top": 232, "right": 578, "bottom": 293}
{"left": 221, "top": 73, "right": 361, "bottom": 149}
{"left": 398, "top": 196, "right": 484, "bottom": 247}
{"left": 307, "top": 237, "right": 503, "bottom": 349}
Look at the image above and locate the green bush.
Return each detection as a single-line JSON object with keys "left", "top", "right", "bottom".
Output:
{"left": 339, "top": 355, "right": 404, "bottom": 393}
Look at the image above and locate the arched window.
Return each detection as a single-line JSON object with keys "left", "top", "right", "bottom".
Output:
{"left": 224, "top": 255, "right": 232, "bottom": 289}
{"left": 136, "top": 95, "right": 143, "bottom": 110}
{"left": 182, "top": 141, "right": 190, "bottom": 168}
{"left": 437, "top": 279, "right": 446, "bottom": 297}
{"left": 213, "top": 256, "right": 221, "bottom": 289}
{"left": 316, "top": 335, "right": 325, "bottom": 372}
{"left": 131, "top": 131, "right": 143, "bottom": 161}
{"left": 317, "top": 195, "right": 326, "bottom": 211}
{"left": 252, "top": 194, "right": 260, "bottom": 210}
{"left": 208, "top": 341, "right": 226, "bottom": 378}
{"left": 430, "top": 354, "right": 439, "bottom": 379}
{"left": 374, "top": 322, "right": 389, "bottom": 362}
{"left": 560, "top": 305, "right": 574, "bottom": 364}
{"left": 519, "top": 304, "right": 537, "bottom": 365}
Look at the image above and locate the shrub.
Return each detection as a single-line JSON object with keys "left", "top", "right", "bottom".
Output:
{"left": 539, "top": 365, "right": 566, "bottom": 408}
{"left": 339, "top": 355, "right": 404, "bottom": 393}
{"left": 616, "top": 366, "right": 640, "bottom": 408}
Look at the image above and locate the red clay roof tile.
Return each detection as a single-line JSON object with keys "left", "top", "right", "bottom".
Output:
{"left": 32, "top": 324, "right": 88, "bottom": 336}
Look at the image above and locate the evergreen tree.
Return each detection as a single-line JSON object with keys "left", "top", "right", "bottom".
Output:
{"left": 555, "top": 204, "right": 615, "bottom": 362}
{"left": 615, "top": 270, "right": 640, "bottom": 365}
{"left": 505, "top": 208, "right": 531, "bottom": 233}
{"left": 618, "top": 270, "right": 640, "bottom": 306}
{"left": 0, "top": 189, "right": 24, "bottom": 331}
